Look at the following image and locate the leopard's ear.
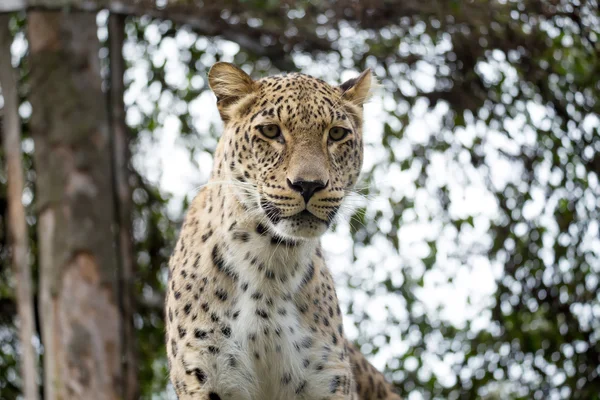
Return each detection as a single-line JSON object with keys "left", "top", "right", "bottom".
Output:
{"left": 339, "top": 69, "right": 375, "bottom": 106}
{"left": 208, "top": 62, "right": 256, "bottom": 121}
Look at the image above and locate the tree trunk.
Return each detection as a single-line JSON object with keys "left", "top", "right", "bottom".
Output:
{"left": 27, "top": 10, "right": 123, "bottom": 400}
{"left": 0, "top": 14, "right": 40, "bottom": 400}
{"left": 108, "top": 12, "right": 138, "bottom": 400}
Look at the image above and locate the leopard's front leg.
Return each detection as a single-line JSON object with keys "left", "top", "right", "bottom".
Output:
{"left": 168, "top": 327, "right": 257, "bottom": 400}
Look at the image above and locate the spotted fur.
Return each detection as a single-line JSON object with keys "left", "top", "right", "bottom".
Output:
{"left": 166, "top": 63, "right": 401, "bottom": 400}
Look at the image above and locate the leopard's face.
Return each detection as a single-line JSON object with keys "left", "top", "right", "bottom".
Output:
{"left": 209, "top": 63, "right": 373, "bottom": 240}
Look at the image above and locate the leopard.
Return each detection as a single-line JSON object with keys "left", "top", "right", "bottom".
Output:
{"left": 165, "top": 62, "right": 402, "bottom": 400}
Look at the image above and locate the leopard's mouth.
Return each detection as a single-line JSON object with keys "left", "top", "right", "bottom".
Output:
{"left": 260, "top": 199, "right": 327, "bottom": 223}
{"left": 258, "top": 194, "right": 338, "bottom": 239}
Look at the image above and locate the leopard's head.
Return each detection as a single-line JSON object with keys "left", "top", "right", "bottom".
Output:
{"left": 209, "top": 62, "right": 373, "bottom": 240}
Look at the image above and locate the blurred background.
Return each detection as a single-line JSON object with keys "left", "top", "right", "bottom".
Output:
{"left": 0, "top": 1, "right": 599, "bottom": 399}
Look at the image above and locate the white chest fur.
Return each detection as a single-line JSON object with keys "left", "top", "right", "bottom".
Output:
{"left": 218, "top": 236, "right": 347, "bottom": 399}
{"left": 232, "top": 289, "right": 310, "bottom": 399}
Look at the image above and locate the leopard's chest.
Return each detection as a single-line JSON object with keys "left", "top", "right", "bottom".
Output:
{"left": 230, "top": 289, "right": 343, "bottom": 399}
{"left": 209, "top": 236, "right": 353, "bottom": 399}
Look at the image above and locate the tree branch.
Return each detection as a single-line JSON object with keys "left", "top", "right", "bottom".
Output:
{"left": 108, "top": 12, "right": 138, "bottom": 400}
{"left": 0, "top": 14, "right": 40, "bottom": 400}
{"left": 0, "top": 1, "right": 334, "bottom": 71}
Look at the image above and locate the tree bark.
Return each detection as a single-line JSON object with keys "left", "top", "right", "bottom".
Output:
{"left": 108, "top": 12, "right": 138, "bottom": 400}
{"left": 27, "top": 10, "right": 123, "bottom": 400}
{"left": 0, "top": 14, "right": 40, "bottom": 400}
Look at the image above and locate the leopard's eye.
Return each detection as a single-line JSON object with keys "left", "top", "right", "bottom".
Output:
{"left": 258, "top": 124, "right": 281, "bottom": 139}
{"left": 328, "top": 127, "right": 350, "bottom": 141}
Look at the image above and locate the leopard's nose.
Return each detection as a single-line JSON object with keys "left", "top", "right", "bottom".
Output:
{"left": 287, "top": 179, "right": 328, "bottom": 203}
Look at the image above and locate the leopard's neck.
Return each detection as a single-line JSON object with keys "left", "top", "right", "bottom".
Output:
{"left": 189, "top": 182, "right": 321, "bottom": 295}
